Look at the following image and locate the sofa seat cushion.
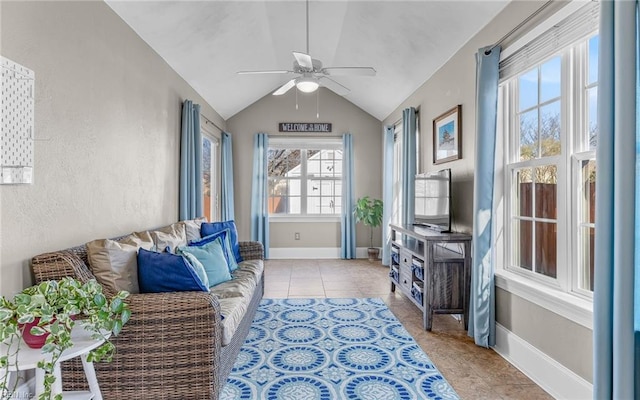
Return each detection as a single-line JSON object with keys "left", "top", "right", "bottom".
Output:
{"left": 209, "top": 260, "right": 263, "bottom": 346}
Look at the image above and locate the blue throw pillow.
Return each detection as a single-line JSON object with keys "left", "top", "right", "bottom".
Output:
{"left": 137, "top": 248, "right": 208, "bottom": 293}
{"left": 181, "top": 252, "right": 210, "bottom": 287}
{"left": 178, "top": 237, "right": 232, "bottom": 287}
{"left": 190, "top": 229, "right": 238, "bottom": 272}
{"left": 201, "top": 220, "right": 243, "bottom": 263}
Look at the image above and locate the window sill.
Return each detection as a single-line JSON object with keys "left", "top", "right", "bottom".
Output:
{"left": 495, "top": 270, "right": 593, "bottom": 330}
{"left": 269, "top": 216, "right": 341, "bottom": 223}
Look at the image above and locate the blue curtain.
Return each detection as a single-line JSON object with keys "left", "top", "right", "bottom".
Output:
{"left": 250, "top": 133, "right": 269, "bottom": 258}
{"left": 221, "top": 131, "right": 235, "bottom": 221}
{"left": 593, "top": 2, "right": 640, "bottom": 398}
{"left": 381, "top": 126, "right": 395, "bottom": 266}
{"left": 179, "top": 100, "right": 203, "bottom": 220}
{"left": 401, "top": 108, "right": 417, "bottom": 227}
{"left": 341, "top": 133, "right": 356, "bottom": 259}
{"left": 469, "top": 45, "right": 500, "bottom": 348}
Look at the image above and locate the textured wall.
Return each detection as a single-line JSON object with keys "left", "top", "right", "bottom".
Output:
{"left": 381, "top": 0, "right": 592, "bottom": 384}
{"left": 226, "top": 87, "right": 382, "bottom": 249}
{"left": 0, "top": 1, "right": 224, "bottom": 296}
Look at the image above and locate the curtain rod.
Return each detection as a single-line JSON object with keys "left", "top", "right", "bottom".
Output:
{"left": 485, "top": 0, "right": 555, "bottom": 55}
{"left": 202, "top": 116, "right": 224, "bottom": 133}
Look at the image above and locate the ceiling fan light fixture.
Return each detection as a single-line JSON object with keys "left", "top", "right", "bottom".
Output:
{"left": 296, "top": 77, "right": 319, "bottom": 93}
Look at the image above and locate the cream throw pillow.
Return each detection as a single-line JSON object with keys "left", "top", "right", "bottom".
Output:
{"left": 151, "top": 223, "right": 188, "bottom": 253}
{"left": 182, "top": 217, "right": 207, "bottom": 243}
{"left": 86, "top": 231, "right": 154, "bottom": 294}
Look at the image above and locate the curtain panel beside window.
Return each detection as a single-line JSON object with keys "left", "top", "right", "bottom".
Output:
{"left": 179, "top": 100, "right": 203, "bottom": 221}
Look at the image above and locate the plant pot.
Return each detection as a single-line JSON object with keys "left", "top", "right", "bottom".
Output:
{"left": 367, "top": 247, "right": 380, "bottom": 262}
{"left": 19, "top": 318, "right": 49, "bottom": 349}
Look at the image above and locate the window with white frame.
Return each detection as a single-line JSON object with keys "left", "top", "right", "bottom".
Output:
{"left": 500, "top": 2, "right": 598, "bottom": 298}
{"left": 268, "top": 138, "right": 342, "bottom": 216}
{"left": 202, "top": 121, "right": 221, "bottom": 223}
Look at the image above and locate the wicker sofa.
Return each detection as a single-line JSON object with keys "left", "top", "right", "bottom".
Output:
{"left": 31, "top": 233, "right": 264, "bottom": 400}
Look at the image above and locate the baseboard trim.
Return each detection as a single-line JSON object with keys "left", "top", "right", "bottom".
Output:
{"left": 269, "top": 247, "right": 371, "bottom": 259}
{"left": 493, "top": 323, "right": 592, "bottom": 399}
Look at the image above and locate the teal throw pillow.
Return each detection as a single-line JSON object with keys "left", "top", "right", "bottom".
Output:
{"left": 190, "top": 229, "right": 239, "bottom": 272}
{"left": 181, "top": 251, "right": 210, "bottom": 288}
{"left": 178, "top": 237, "right": 231, "bottom": 287}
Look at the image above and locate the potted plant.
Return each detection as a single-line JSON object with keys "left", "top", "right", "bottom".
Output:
{"left": 0, "top": 277, "right": 130, "bottom": 400}
{"left": 354, "top": 196, "right": 384, "bottom": 261}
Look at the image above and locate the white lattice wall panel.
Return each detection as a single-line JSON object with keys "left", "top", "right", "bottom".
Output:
{"left": 1, "top": 56, "right": 34, "bottom": 184}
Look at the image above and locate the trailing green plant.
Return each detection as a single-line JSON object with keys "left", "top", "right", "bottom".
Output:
{"left": 0, "top": 278, "right": 130, "bottom": 400}
{"left": 353, "top": 196, "right": 384, "bottom": 248}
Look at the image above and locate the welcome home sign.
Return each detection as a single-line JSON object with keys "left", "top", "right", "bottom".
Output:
{"left": 279, "top": 122, "right": 332, "bottom": 133}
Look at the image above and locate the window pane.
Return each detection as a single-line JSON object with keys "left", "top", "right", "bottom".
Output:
{"left": 514, "top": 169, "right": 533, "bottom": 218}
{"left": 588, "top": 87, "right": 598, "bottom": 150}
{"left": 202, "top": 137, "right": 212, "bottom": 222}
{"left": 578, "top": 226, "right": 595, "bottom": 291}
{"left": 581, "top": 160, "right": 596, "bottom": 224}
{"left": 535, "top": 165, "right": 557, "bottom": 219}
{"left": 588, "top": 35, "right": 599, "bottom": 85}
{"left": 540, "top": 56, "right": 561, "bottom": 103}
{"left": 540, "top": 101, "right": 561, "bottom": 157}
{"left": 519, "top": 109, "right": 538, "bottom": 160}
{"left": 512, "top": 219, "right": 533, "bottom": 271}
{"left": 535, "top": 222, "right": 557, "bottom": 278}
{"left": 269, "top": 149, "right": 301, "bottom": 177}
{"left": 519, "top": 68, "right": 538, "bottom": 111}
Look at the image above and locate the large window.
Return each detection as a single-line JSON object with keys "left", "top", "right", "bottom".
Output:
{"left": 268, "top": 139, "right": 342, "bottom": 216}
{"left": 501, "top": 25, "right": 598, "bottom": 299}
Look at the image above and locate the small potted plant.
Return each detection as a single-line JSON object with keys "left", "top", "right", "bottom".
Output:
{"left": 354, "top": 196, "right": 384, "bottom": 261}
{"left": 0, "top": 277, "right": 130, "bottom": 400}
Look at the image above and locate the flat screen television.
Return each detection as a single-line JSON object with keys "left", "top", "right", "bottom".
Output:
{"left": 414, "top": 168, "right": 451, "bottom": 232}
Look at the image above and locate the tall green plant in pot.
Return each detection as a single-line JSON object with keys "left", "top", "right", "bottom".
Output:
{"left": 0, "top": 277, "right": 130, "bottom": 400}
{"left": 354, "top": 196, "right": 384, "bottom": 261}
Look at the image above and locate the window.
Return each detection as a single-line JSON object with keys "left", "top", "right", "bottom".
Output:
{"left": 202, "top": 121, "right": 220, "bottom": 222}
{"left": 501, "top": 5, "right": 598, "bottom": 299}
{"left": 268, "top": 138, "right": 342, "bottom": 216}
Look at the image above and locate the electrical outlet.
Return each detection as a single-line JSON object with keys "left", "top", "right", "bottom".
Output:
{"left": 295, "top": 232, "right": 300, "bottom": 240}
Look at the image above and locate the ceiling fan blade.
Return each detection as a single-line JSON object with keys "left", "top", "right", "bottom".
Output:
{"left": 237, "top": 70, "right": 292, "bottom": 75}
{"left": 273, "top": 79, "right": 297, "bottom": 96}
{"left": 319, "top": 76, "right": 350, "bottom": 96}
{"left": 321, "top": 67, "right": 377, "bottom": 76}
{"left": 293, "top": 52, "right": 314, "bottom": 70}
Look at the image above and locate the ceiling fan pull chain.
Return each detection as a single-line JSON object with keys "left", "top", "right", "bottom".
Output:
{"left": 296, "top": 86, "right": 299, "bottom": 110}
{"left": 316, "top": 88, "right": 320, "bottom": 119}
{"left": 306, "top": 0, "right": 310, "bottom": 54}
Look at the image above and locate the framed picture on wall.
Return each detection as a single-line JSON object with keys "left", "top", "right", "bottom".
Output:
{"left": 433, "top": 105, "right": 462, "bottom": 164}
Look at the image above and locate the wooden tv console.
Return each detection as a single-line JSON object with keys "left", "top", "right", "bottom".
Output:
{"left": 389, "top": 224, "right": 472, "bottom": 331}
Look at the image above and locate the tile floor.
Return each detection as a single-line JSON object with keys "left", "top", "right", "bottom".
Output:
{"left": 263, "top": 258, "right": 553, "bottom": 400}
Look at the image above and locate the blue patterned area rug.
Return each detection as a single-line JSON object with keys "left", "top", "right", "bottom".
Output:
{"left": 221, "top": 298, "right": 459, "bottom": 400}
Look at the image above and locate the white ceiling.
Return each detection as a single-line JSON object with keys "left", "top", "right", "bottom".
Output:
{"left": 106, "top": 1, "right": 510, "bottom": 121}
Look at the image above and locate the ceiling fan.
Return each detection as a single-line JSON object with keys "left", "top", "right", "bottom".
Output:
{"left": 237, "top": 0, "right": 376, "bottom": 96}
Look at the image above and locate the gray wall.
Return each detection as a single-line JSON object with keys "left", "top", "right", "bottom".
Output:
{"left": 0, "top": 1, "right": 225, "bottom": 297}
{"left": 227, "top": 87, "right": 382, "bottom": 250}
{"left": 382, "top": 0, "right": 592, "bottom": 384}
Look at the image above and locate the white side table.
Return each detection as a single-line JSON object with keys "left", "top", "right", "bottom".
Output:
{"left": 1, "top": 323, "right": 110, "bottom": 400}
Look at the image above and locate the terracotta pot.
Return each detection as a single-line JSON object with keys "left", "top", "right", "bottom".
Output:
{"left": 367, "top": 247, "right": 380, "bottom": 262}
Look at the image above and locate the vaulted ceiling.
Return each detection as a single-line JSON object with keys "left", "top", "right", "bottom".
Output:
{"left": 106, "top": 1, "right": 510, "bottom": 121}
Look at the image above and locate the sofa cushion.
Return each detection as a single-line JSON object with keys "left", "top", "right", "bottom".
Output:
{"left": 191, "top": 230, "right": 238, "bottom": 272}
{"left": 210, "top": 259, "right": 263, "bottom": 346}
{"left": 151, "top": 223, "right": 187, "bottom": 253}
{"left": 86, "top": 231, "right": 154, "bottom": 294}
{"left": 137, "top": 248, "right": 208, "bottom": 293}
{"left": 201, "top": 221, "right": 243, "bottom": 263}
{"left": 178, "top": 238, "right": 232, "bottom": 287}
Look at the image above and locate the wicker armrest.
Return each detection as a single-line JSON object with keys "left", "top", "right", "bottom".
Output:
{"left": 64, "top": 290, "right": 223, "bottom": 399}
{"left": 239, "top": 241, "right": 264, "bottom": 261}
{"left": 31, "top": 250, "right": 95, "bottom": 284}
